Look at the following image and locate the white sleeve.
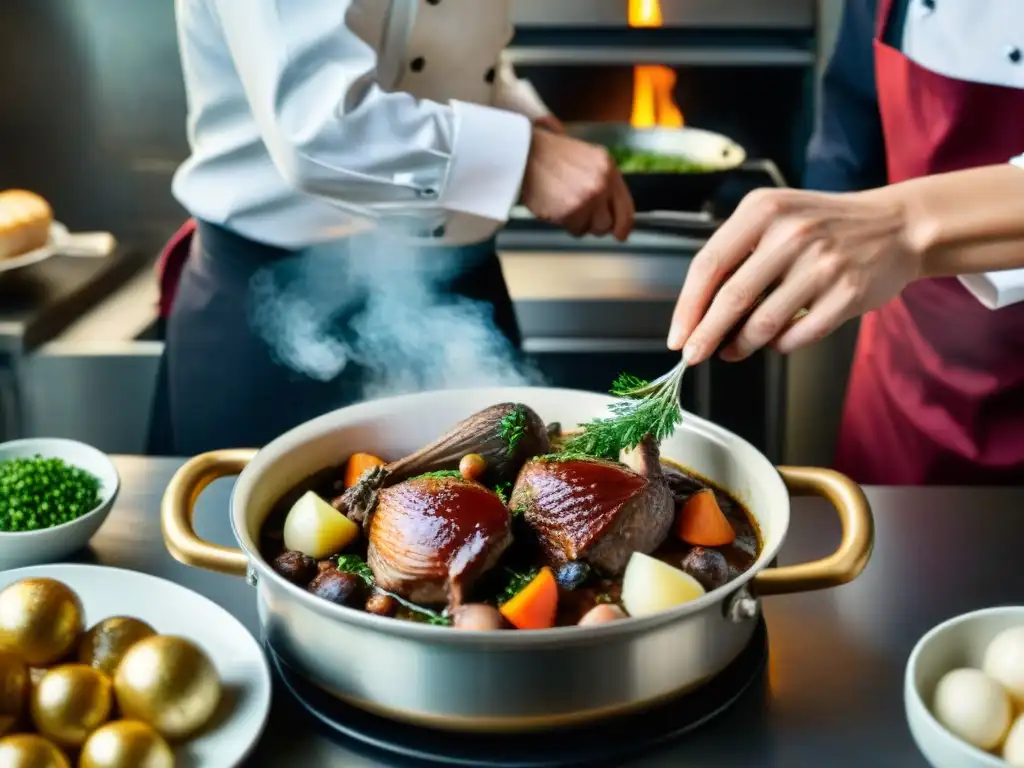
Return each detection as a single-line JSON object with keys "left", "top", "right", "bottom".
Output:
{"left": 1011, "top": 153, "right": 1024, "bottom": 169}
{"left": 207, "top": 0, "right": 532, "bottom": 227}
{"left": 493, "top": 52, "right": 551, "bottom": 121}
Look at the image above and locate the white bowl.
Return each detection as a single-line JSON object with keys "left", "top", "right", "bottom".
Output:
{"left": 906, "top": 606, "right": 1024, "bottom": 768}
{"left": 0, "top": 438, "right": 119, "bottom": 569}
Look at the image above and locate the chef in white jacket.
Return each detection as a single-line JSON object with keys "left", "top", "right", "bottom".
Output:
{"left": 150, "top": 0, "right": 634, "bottom": 455}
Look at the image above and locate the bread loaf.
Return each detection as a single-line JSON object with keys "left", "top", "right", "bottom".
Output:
{"left": 0, "top": 190, "right": 53, "bottom": 260}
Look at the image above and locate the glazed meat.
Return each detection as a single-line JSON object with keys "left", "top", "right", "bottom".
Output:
{"left": 386, "top": 403, "right": 550, "bottom": 487}
{"left": 367, "top": 474, "right": 512, "bottom": 607}
{"left": 510, "top": 436, "right": 673, "bottom": 576}
{"left": 334, "top": 403, "right": 549, "bottom": 524}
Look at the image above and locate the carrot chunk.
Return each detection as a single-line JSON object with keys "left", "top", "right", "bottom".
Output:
{"left": 499, "top": 567, "right": 559, "bottom": 630}
{"left": 676, "top": 489, "right": 736, "bottom": 547}
{"left": 344, "top": 453, "right": 385, "bottom": 488}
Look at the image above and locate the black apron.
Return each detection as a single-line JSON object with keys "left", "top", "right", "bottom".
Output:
{"left": 147, "top": 221, "right": 521, "bottom": 456}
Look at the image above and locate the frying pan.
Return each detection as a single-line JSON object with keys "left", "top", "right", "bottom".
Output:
{"left": 566, "top": 123, "right": 747, "bottom": 212}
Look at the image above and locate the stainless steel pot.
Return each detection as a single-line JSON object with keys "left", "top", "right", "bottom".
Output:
{"left": 161, "top": 387, "right": 873, "bottom": 733}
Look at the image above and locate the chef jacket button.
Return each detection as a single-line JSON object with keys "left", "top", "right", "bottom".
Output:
{"left": 410, "top": 57, "right": 426, "bottom": 72}
{"left": 1007, "top": 46, "right": 1023, "bottom": 64}
{"left": 484, "top": 67, "right": 496, "bottom": 84}
{"left": 426, "top": 0, "right": 440, "bottom": 4}
{"left": 921, "top": 0, "right": 935, "bottom": 10}
{"left": 432, "top": 224, "right": 446, "bottom": 238}
{"left": 418, "top": 188, "right": 437, "bottom": 199}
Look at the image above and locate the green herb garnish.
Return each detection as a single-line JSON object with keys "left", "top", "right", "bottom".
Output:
{"left": 595, "top": 593, "right": 614, "bottom": 604}
{"left": 412, "top": 470, "right": 462, "bottom": 481}
{"left": 0, "top": 455, "right": 102, "bottom": 532}
{"left": 336, "top": 554, "right": 374, "bottom": 586}
{"left": 336, "top": 555, "right": 451, "bottom": 624}
{"left": 610, "top": 146, "right": 712, "bottom": 174}
{"left": 398, "top": 601, "right": 451, "bottom": 625}
{"left": 498, "top": 405, "right": 527, "bottom": 457}
{"left": 536, "top": 451, "right": 598, "bottom": 464}
{"left": 496, "top": 567, "right": 539, "bottom": 605}
{"left": 493, "top": 481, "right": 512, "bottom": 505}
{"left": 563, "top": 369, "right": 685, "bottom": 460}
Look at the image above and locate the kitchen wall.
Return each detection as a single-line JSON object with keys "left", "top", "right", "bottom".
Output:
{"left": 0, "top": 0, "right": 189, "bottom": 255}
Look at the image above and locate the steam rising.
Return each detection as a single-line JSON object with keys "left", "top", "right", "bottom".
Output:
{"left": 249, "top": 229, "right": 544, "bottom": 400}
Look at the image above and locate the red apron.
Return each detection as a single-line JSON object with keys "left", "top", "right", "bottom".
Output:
{"left": 834, "top": 0, "right": 1024, "bottom": 484}
{"left": 155, "top": 218, "right": 196, "bottom": 318}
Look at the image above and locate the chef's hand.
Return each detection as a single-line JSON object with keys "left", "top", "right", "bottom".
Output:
{"left": 666, "top": 187, "right": 922, "bottom": 363}
{"left": 521, "top": 129, "right": 635, "bottom": 241}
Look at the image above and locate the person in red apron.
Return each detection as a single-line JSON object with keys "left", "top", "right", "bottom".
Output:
{"left": 667, "top": 0, "right": 1024, "bottom": 485}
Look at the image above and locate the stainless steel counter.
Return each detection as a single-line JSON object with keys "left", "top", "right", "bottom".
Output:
{"left": 75, "top": 456, "right": 1024, "bottom": 767}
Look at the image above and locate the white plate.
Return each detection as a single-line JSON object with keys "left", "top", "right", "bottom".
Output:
{"left": 0, "top": 223, "right": 68, "bottom": 274}
{"left": 0, "top": 223, "right": 114, "bottom": 274}
{"left": 0, "top": 563, "right": 272, "bottom": 768}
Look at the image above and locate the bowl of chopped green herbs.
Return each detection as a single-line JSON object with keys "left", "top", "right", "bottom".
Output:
{"left": 0, "top": 438, "right": 119, "bottom": 568}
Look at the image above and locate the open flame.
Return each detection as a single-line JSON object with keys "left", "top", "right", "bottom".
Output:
{"left": 628, "top": 0, "right": 684, "bottom": 128}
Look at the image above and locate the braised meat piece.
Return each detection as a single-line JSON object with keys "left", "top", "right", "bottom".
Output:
{"left": 510, "top": 436, "right": 673, "bottom": 576}
{"left": 367, "top": 474, "right": 512, "bottom": 607}
{"left": 334, "top": 403, "right": 549, "bottom": 524}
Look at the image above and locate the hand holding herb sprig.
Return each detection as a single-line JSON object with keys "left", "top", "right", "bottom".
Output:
{"left": 563, "top": 361, "right": 687, "bottom": 460}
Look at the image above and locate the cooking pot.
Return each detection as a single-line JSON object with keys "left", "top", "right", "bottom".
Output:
{"left": 161, "top": 387, "right": 873, "bottom": 732}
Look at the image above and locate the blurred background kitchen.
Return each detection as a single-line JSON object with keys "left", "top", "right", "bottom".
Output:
{"left": 0, "top": 0, "right": 850, "bottom": 466}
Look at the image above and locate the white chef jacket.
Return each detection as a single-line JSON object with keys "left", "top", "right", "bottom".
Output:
{"left": 172, "top": 0, "right": 549, "bottom": 248}
{"left": 898, "top": 0, "right": 1024, "bottom": 308}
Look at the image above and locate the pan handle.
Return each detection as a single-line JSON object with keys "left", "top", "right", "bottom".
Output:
{"left": 751, "top": 466, "right": 874, "bottom": 596}
{"left": 734, "top": 158, "right": 789, "bottom": 189}
{"left": 161, "top": 449, "right": 256, "bottom": 578}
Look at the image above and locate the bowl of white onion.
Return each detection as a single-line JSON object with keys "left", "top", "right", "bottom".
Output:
{"left": 906, "top": 607, "right": 1024, "bottom": 767}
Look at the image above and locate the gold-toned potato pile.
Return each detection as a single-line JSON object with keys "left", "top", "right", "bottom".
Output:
{"left": 0, "top": 578, "right": 224, "bottom": 768}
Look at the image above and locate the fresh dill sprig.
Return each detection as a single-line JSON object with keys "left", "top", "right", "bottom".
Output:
{"left": 563, "top": 367, "right": 686, "bottom": 460}
{"left": 498, "top": 405, "right": 527, "bottom": 457}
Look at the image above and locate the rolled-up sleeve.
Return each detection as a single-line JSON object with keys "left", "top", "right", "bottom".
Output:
{"left": 207, "top": 0, "right": 532, "bottom": 228}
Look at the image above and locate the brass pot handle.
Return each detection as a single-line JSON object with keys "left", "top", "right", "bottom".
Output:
{"left": 751, "top": 466, "right": 874, "bottom": 596}
{"left": 161, "top": 449, "right": 257, "bottom": 578}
